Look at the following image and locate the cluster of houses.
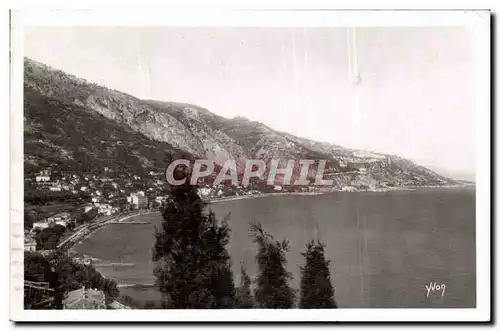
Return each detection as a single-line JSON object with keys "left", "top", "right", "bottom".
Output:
{"left": 32, "top": 212, "right": 72, "bottom": 230}
{"left": 24, "top": 167, "right": 173, "bottom": 255}
{"left": 196, "top": 185, "right": 281, "bottom": 200}
{"left": 93, "top": 202, "right": 120, "bottom": 216}
{"left": 33, "top": 169, "right": 73, "bottom": 192}
{"left": 29, "top": 168, "right": 162, "bottom": 196}
{"left": 86, "top": 189, "right": 157, "bottom": 216}
{"left": 25, "top": 212, "right": 73, "bottom": 251}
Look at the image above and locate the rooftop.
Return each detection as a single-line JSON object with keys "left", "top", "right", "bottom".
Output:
{"left": 63, "top": 287, "right": 106, "bottom": 310}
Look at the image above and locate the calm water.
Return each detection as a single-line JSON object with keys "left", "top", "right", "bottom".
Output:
{"left": 74, "top": 188, "right": 476, "bottom": 308}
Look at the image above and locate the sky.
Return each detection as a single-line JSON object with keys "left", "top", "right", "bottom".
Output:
{"left": 24, "top": 26, "right": 476, "bottom": 176}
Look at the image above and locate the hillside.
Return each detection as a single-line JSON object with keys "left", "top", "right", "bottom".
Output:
{"left": 24, "top": 87, "right": 189, "bottom": 176}
{"left": 23, "top": 57, "right": 458, "bottom": 188}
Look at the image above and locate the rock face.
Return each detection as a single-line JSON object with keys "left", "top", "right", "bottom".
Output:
{"left": 23, "top": 57, "right": 457, "bottom": 187}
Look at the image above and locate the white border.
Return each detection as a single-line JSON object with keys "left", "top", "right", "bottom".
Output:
{"left": 11, "top": 9, "right": 492, "bottom": 27}
{"left": 9, "top": 9, "right": 491, "bottom": 322}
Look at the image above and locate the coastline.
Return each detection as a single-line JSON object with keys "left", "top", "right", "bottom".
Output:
{"left": 206, "top": 191, "right": 323, "bottom": 204}
{"left": 114, "top": 211, "right": 160, "bottom": 223}
{"left": 205, "top": 184, "right": 475, "bottom": 204}
{"left": 66, "top": 211, "right": 160, "bottom": 253}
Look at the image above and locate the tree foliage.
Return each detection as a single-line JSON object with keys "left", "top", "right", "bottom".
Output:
{"left": 74, "top": 208, "right": 98, "bottom": 225}
{"left": 235, "top": 263, "right": 254, "bottom": 308}
{"left": 35, "top": 224, "right": 67, "bottom": 250}
{"left": 152, "top": 180, "right": 235, "bottom": 309}
{"left": 24, "top": 189, "right": 91, "bottom": 205}
{"left": 24, "top": 251, "right": 119, "bottom": 309}
{"left": 24, "top": 252, "right": 60, "bottom": 309}
{"left": 250, "top": 222, "right": 295, "bottom": 308}
{"left": 299, "top": 240, "right": 337, "bottom": 308}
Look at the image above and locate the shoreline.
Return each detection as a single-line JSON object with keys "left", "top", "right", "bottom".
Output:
{"left": 67, "top": 211, "right": 160, "bottom": 254}
{"left": 206, "top": 191, "right": 323, "bottom": 204}
{"left": 205, "top": 184, "right": 475, "bottom": 204}
{"left": 114, "top": 211, "right": 161, "bottom": 223}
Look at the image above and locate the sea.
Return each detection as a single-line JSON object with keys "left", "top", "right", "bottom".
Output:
{"left": 73, "top": 187, "right": 476, "bottom": 308}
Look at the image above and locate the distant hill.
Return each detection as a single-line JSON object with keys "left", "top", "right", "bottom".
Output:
{"left": 423, "top": 165, "right": 476, "bottom": 183}
{"left": 23, "top": 57, "right": 458, "bottom": 187}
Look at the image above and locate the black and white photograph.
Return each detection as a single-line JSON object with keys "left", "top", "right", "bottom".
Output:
{"left": 9, "top": 9, "right": 490, "bottom": 322}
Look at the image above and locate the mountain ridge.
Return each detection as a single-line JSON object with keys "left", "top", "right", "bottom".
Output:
{"left": 23, "top": 57, "right": 460, "bottom": 188}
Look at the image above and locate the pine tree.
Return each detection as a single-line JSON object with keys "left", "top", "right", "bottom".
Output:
{"left": 250, "top": 222, "right": 294, "bottom": 308}
{"left": 203, "top": 211, "right": 235, "bottom": 308}
{"left": 299, "top": 240, "right": 337, "bottom": 308}
{"left": 235, "top": 263, "right": 254, "bottom": 308}
{"left": 152, "top": 168, "right": 235, "bottom": 308}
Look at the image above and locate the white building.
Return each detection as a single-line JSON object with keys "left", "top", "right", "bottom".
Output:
{"left": 97, "top": 203, "right": 115, "bottom": 216}
{"left": 55, "top": 220, "right": 68, "bottom": 227}
{"left": 52, "top": 212, "right": 71, "bottom": 227}
{"left": 130, "top": 192, "right": 148, "bottom": 209}
{"left": 35, "top": 175, "right": 51, "bottom": 182}
{"left": 197, "top": 187, "right": 212, "bottom": 198}
{"left": 32, "top": 221, "right": 50, "bottom": 229}
{"left": 49, "top": 185, "right": 62, "bottom": 192}
{"left": 341, "top": 186, "right": 357, "bottom": 192}
{"left": 83, "top": 204, "right": 94, "bottom": 213}
{"left": 63, "top": 286, "right": 106, "bottom": 309}
{"left": 35, "top": 169, "right": 51, "bottom": 182}
{"left": 24, "top": 238, "right": 37, "bottom": 251}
